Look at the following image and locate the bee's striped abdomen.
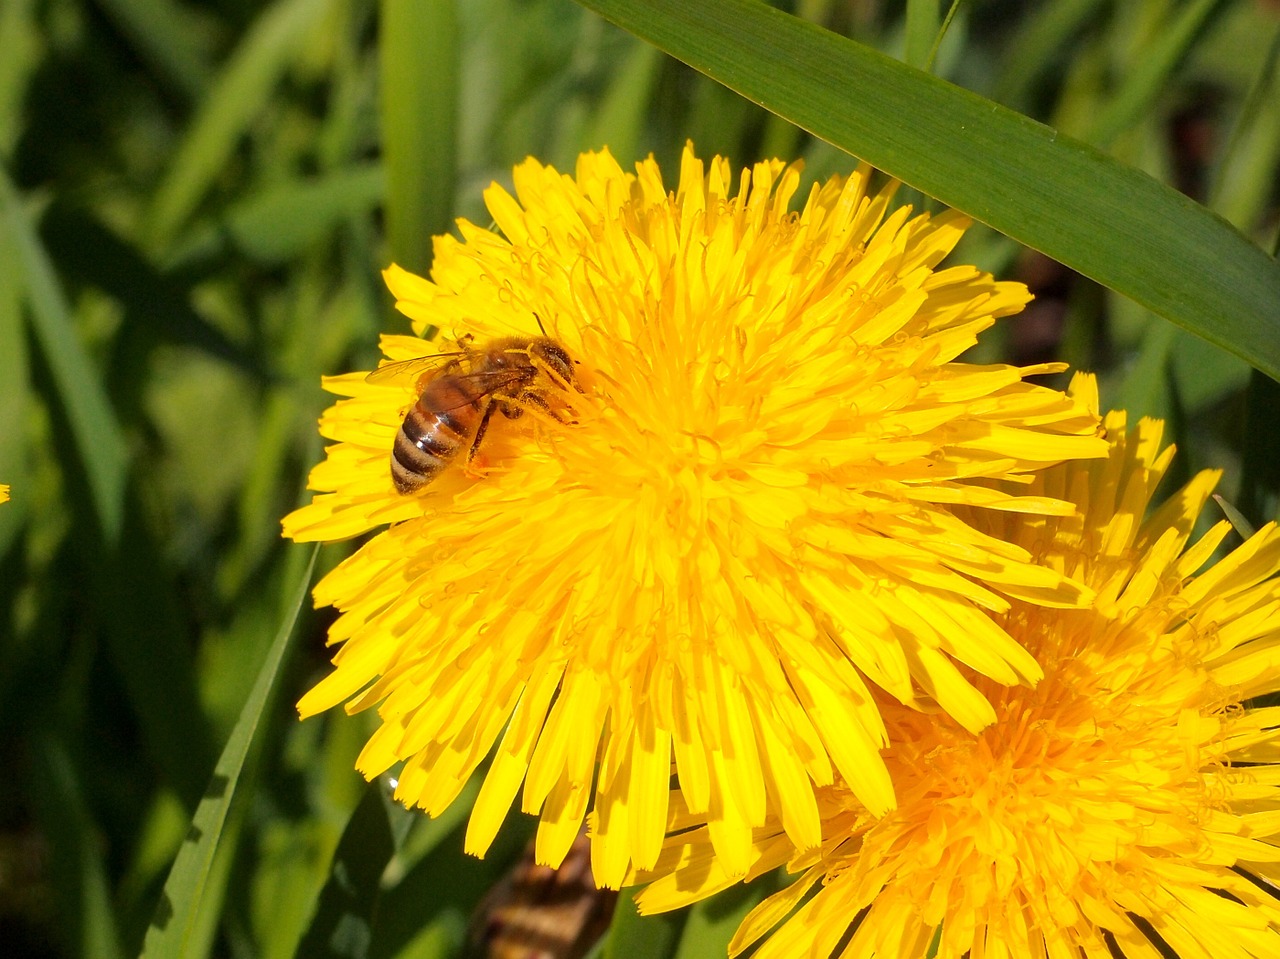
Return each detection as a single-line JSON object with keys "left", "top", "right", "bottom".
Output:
{"left": 391, "top": 383, "right": 484, "bottom": 493}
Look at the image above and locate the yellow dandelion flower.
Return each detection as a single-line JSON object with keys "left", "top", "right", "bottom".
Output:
{"left": 0, "top": 485, "right": 8, "bottom": 503}
{"left": 282, "top": 144, "right": 1107, "bottom": 888}
{"left": 638, "top": 390, "right": 1280, "bottom": 957}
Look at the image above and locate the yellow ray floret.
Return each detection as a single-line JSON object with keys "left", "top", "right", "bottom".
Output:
{"left": 638, "top": 406, "right": 1280, "bottom": 956}
{"left": 282, "top": 144, "right": 1106, "bottom": 887}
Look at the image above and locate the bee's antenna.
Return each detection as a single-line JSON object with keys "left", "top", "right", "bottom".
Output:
{"left": 533, "top": 311, "right": 549, "bottom": 338}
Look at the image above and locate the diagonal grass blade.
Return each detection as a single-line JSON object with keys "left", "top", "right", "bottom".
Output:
{"left": 380, "top": 0, "right": 459, "bottom": 274}
{"left": 575, "top": 0, "right": 1280, "bottom": 381}
{"left": 141, "top": 546, "right": 318, "bottom": 959}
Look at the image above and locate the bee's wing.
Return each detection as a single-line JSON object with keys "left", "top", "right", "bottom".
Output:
{"left": 427, "top": 369, "right": 534, "bottom": 411}
{"left": 365, "top": 352, "right": 468, "bottom": 385}
{"left": 372, "top": 360, "right": 534, "bottom": 413}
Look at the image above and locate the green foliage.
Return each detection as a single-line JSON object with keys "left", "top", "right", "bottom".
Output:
{"left": 1, "top": 1, "right": 1277, "bottom": 957}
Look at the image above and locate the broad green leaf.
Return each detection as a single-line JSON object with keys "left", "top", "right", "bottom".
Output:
{"left": 380, "top": 0, "right": 458, "bottom": 274}
{"left": 0, "top": 168, "right": 128, "bottom": 543}
{"left": 574, "top": 0, "right": 1280, "bottom": 382}
{"left": 144, "top": 0, "right": 331, "bottom": 250}
{"left": 141, "top": 547, "right": 317, "bottom": 959}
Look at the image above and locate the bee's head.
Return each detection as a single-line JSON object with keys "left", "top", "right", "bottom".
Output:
{"left": 530, "top": 339, "right": 577, "bottom": 390}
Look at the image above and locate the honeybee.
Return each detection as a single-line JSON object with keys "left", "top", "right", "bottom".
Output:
{"left": 468, "top": 828, "right": 616, "bottom": 959}
{"left": 368, "top": 335, "right": 579, "bottom": 494}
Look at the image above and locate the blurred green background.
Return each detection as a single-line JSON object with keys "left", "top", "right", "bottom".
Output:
{"left": 1, "top": 1, "right": 1278, "bottom": 957}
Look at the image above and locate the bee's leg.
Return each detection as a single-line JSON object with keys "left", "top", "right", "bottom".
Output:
{"left": 522, "top": 391, "right": 574, "bottom": 424}
{"left": 467, "top": 400, "right": 499, "bottom": 464}
{"left": 441, "top": 334, "right": 474, "bottom": 375}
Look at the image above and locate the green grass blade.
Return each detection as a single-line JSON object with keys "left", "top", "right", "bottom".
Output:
{"left": 30, "top": 735, "right": 127, "bottom": 959}
{"left": 144, "top": 0, "right": 330, "bottom": 250}
{"left": 574, "top": 0, "right": 1280, "bottom": 381}
{"left": 991, "top": 0, "right": 1109, "bottom": 110}
{"left": 582, "top": 42, "right": 663, "bottom": 167}
{"left": 1087, "top": 0, "right": 1230, "bottom": 148}
{"left": 0, "top": 167, "right": 128, "bottom": 543}
{"left": 380, "top": 0, "right": 458, "bottom": 273}
{"left": 0, "top": 190, "right": 30, "bottom": 551}
{"left": 141, "top": 546, "right": 318, "bottom": 959}
{"left": 39, "top": 203, "right": 262, "bottom": 375}
{"left": 903, "top": 0, "right": 940, "bottom": 70}
{"left": 603, "top": 888, "right": 685, "bottom": 959}
{"left": 1112, "top": 316, "right": 1177, "bottom": 424}
{"left": 295, "top": 783, "right": 396, "bottom": 959}
{"left": 670, "top": 872, "right": 784, "bottom": 959}
{"left": 92, "top": 0, "right": 213, "bottom": 100}
{"left": 1208, "top": 20, "right": 1280, "bottom": 227}
{"left": 1239, "top": 367, "right": 1280, "bottom": 524}
{"left": 368, "top": 803, "right": 530, "bottom": 959}
{"left": 0, "top": 0, "right": 41, "bottom": 155}
{"left": 89, "top": 497, "right": 217, "bottom": 809}
{"left": 170, "top": 163, "right": 385, "bottom": 267}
